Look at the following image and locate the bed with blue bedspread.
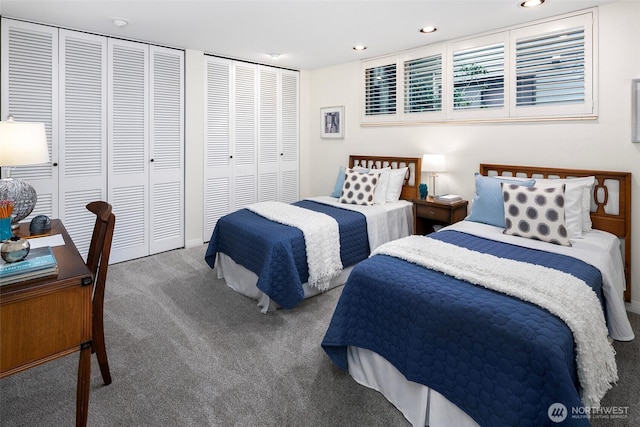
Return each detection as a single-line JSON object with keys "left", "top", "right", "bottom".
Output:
{"left": 323, "top": 229, "right": 604, "bottom": 426}
{"left": 205, "top": 198, "right": 412, "bottom": 312}
{"left": 321, "top": 164, "right": 634, "bottom": 427}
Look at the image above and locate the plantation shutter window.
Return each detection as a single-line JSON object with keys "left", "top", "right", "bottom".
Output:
{"left": 510, "top": 13, "right": 593, "bottom": 117}
{"left": 404, "top": 54, "right": 443, "bottom": 113}
{"left": 452, "top": 41, "right": 505, "bottom": 111}
{"left": 515, "top": 28, "right": 585, "bottom": 107}
{"left": 360, "top": 10, "right": 595, "bottom": 123}
{"left": 362, "top": 57, "right": 399, "bottom": 122}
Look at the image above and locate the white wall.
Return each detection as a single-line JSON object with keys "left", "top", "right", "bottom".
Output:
{"left": 301, "top": 1, "right": 640, "bottom": 312}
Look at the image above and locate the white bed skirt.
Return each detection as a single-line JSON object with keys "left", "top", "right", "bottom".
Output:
{"left": 347, "top": 346, "right": 480, "bottom": 427}
{"left": 216, "top": 253, "right": 351, "bottom": 313}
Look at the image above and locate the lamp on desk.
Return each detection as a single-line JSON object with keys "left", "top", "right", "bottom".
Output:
{"left": 421, "top": 154, "right": 446, "bottom": 198}
{"left": 0, "top": 115, "right": 50, "bottom": 230}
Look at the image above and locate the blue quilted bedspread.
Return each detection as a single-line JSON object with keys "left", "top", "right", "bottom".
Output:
{"left": 204, "top": 200, "right": 369, "bottom": 309}
{"left": 322, "top": 230, "right": 604, "bottom": 427}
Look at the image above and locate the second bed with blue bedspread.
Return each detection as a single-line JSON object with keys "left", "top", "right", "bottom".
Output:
{"left": 205, "top": 200, "right": 369, "bottom": 309}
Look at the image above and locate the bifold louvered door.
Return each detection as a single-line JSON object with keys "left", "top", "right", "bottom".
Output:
{"left": 204, "top": 58, "right": 299, "bottom": 240}
{"left": 257, "top": 67, "right": 299, "bottom": 204}
{"left": 148, "top": 46, "right": 184, "bottom": 256}
{"left": 2, "top": 19, "right": 184, "bottom": 263}
{"left": 108, "top": 40, "right": 184, "bottom": 263}
{"left": 204, "top": 57, "right": 259, "bottom": 239}
{"left": 258, "top": 67, "right": 299, "bottom": 203}
{"left": 278, "top": 70, "right": 299, "bottom": 203}
{"left": 108, "top": 39, "right": 150, "bottom": 263}
{"left": 107, "top": 41, "right": 185, "bottom": 263}
{"left": 204, "top": 58, "right": 232, "bottom": 240}
{"left": 0, "top": 19, "right": 59, "bottom": 221}
{"left": 58, "top": 30, "right": 108, "bottom": 257}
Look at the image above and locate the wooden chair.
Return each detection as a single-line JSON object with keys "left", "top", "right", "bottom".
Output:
{"left": 86, "top": 201, "right": 116, "bottom": 386}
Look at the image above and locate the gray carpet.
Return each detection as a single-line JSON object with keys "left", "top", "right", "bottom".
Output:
{"left": 1, "top": 244, "right": 638, "bottom": 426}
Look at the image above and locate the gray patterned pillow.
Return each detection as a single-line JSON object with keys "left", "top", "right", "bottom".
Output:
{"left": 339, "top": 169, "right": 380, "bottom": 206}
{"left": 502, "top": 183, "right": 571, "bottom": 246}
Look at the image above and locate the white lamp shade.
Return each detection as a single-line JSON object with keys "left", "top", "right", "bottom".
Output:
{"left": 421, "top": 154, "right": 446, "bottom": 172}
{"left": 0, "top": 120, "right": 50, "bottom": 167}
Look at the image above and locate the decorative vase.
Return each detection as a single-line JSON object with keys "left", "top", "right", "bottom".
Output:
{"left": 1, "top": 236, "right": 30, "bottom": 263}
{"left": 0, "top": 217, "right": 12, "bottom": 241}
{"left": 419, "top": 183, "right": 428, "bottom": 200}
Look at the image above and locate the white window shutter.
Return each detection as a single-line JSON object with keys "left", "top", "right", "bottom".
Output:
{"left": 108, "top": 39, "right": 149, "bottom": 263}
{"left": 361, "top": 56, "right": 400, "bottom": 123}
{"left": 149, "top": 46, "right": 184, "bottom": 255}
{"left": 450, "top": 32, "right": 508, "bottom": 121}
{"left": 510, "top": 12, "right": 594, "bottom": 117}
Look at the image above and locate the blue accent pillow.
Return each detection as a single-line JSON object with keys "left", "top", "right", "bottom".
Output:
{"left": 331, "top": 166, "right": 346, "bottom": 197}
{"left": 466, "top": 173, "right": 535, "bottom": 227}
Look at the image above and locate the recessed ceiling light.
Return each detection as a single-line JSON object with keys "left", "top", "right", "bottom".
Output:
{"left": 269, "top": 53, "right": 281, "bottom": 60}
{"left": 419, "top": 26, "right": 438, "bottom": 34}
{"left": 520, "top": 0, "right": 545, "bottom": 8}
{"left": 111, "top": 17, "right": 130, "bottom": 28}
{"left": 353, "top": 45, "right": 367, "bottom": 51}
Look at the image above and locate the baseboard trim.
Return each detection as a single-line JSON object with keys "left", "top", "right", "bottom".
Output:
{"left": 625, "top": 301, "right": 640, "bottom": 315}
{"left": 185, "top": 238, "right": 205, "bottom": 249}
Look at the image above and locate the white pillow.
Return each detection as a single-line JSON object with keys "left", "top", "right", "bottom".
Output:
{"left": 535, "top": 176, "right": 595, "bottom": 238}
{"left": 582, "top": 183, "right": 594, "bottom": 231}
{"left": 386, "top": 167, "right": 408, "bottom": 203}
{"left": 369, "top": 167, "right": 390, "bottom": 205}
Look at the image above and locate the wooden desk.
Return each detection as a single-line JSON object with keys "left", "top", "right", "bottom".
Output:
{"left": 0, "top": 220, "right": 93, "bottom": 427}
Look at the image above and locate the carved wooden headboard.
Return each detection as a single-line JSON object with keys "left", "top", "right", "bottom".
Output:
{"left": 349, "top": 155, "right": 422, "bottom": 201}
{"left": 480, "top": 164, "right": 632, "bottom": 302}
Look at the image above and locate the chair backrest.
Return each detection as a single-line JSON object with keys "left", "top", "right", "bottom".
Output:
{"left": 86, "top": 201, "right": 116, "bottom": 295}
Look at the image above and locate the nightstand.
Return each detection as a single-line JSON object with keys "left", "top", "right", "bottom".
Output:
{"left": 413, "top": 197, "right": 469, "bottom": 235}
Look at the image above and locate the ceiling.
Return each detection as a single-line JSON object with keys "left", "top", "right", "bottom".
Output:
{"left": 0, "top": 0, "right": 615, "bottom": 70}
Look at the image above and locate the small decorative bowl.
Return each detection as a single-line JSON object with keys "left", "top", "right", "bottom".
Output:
{"left": 1, "top": 236, "right": 31, "bottom": 263}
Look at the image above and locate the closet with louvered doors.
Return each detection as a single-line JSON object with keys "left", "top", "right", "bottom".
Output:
{"left": 107, "top": 39, "right": 185, "bottom": 263}
{"left": 0, "top": 18, "right": 184, "bottom": 263}
{"left": 203, "top": 56, "right": 299, "bottom": 241}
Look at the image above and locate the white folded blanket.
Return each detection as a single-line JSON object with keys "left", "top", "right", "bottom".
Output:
{"left": 372, "top": 235, "right": 618, "bottom": 408}
{"left": 246, "top": 201, "right": 342, "bottom": 291}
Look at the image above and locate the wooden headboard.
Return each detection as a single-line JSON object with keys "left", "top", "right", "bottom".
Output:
{"left": 480, "top": 164, "right": 632, "bottom": 302}
{"left": 349, "top": 155, "right": 422, "bottom": 201}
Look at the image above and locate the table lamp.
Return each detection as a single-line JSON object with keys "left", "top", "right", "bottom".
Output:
{"left": 0, "top": 115, "right": 50, "bottom": 230}
{"left": 421, "top": 154, "right": 446, "bottom": 197}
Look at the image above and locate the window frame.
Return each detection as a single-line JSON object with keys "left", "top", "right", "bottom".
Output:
{"left": 509, "top": 13, "right": 595, "bottom": 118}
{"left": 361, "top": 56, "right": 400, "bottom": 123}
{"left": 401, "top": 44, "right": 447, "bottom": 122}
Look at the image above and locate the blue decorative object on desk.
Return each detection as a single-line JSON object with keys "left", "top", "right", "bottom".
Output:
{"left": 419, "top": 183, "right": 429, "bottom": 200}
{"left": 0, "top": 217, "right": 12, "bottom": 241}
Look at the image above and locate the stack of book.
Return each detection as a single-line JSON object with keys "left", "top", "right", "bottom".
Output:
{"left": 434, "top": 194, "right": 462, "bottom": 203}
{"left": 0, "top": 246, "right": 59, "bottom": 286}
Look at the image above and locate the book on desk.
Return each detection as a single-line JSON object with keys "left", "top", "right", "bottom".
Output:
{"left": 0, "top": 246, "right": 59, "bottom": 285}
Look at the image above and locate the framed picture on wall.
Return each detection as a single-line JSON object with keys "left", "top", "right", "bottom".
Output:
{"left": 633, "top": 79, "right": 640, "bottom": 143}
{"left": 320, "top": 106, "right": 344, "bottom": 139}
